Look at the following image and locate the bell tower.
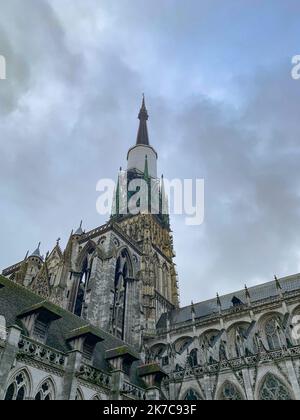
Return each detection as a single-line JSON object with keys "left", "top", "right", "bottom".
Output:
{"left": 112, "top": 96, "right": 180, "bottom": 335}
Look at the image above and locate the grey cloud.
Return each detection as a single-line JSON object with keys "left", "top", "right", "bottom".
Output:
{"left": 0, "top": 0, "right": 300, "bottom": 306}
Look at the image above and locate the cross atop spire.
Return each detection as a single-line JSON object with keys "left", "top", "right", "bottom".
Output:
{"left": 136, "top": 94, "right": 149, "bottom": 146}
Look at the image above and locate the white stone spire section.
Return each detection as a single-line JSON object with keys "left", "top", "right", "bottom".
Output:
{"left": 127, "top": 95, "right": 158, "bottom": 178}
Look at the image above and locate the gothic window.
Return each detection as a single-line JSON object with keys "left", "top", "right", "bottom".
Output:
{"left": 112, "top": 249, "right": 132, "bottom": 340}
{"left": 152, "top": 254, "right": 160, "bottom": 290}
{"left": 184, "top": 389, "right": 201, "bottom": 400}
{"left": 175, "top": 337, "right": 193, "bottom": 354}
{"left": 162, "top": 264, "right": 169, "bottom": 300}
{"left": 265, "top": 318, "right": 281, "bottom": 350}
{"left": 74, "top": 251, "right": 94, "bottom": 317}
{"left": 189, "top": 348, "right": 198, "bottom": 367}
{"left": 259, "top": 374, "right": 292, "bottom": 400}
{"left": 219, "top": 382, "right": 243, "bottom": 400}
{"left": 162, "top": 356, "right": 169, "bottom": 366}
{"left": 5, "top": 371, "right": 30, "bottom": 401}
{"left": 35, "top": 379, "right": 55, "bottom": 400}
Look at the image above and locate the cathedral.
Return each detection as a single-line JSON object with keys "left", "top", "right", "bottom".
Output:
{"left": 1, "top": 98, "right": 300, "bottom": 400}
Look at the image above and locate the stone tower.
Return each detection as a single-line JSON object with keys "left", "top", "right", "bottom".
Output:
{"left": 112, "top": 96, "right": 180, "bottom": 335}
{"left": 1, "top": 97, "right": 180, "bottom": 351}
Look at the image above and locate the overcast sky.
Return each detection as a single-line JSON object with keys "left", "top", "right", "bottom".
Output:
{"left": 0, "top": 0, "right": 300, "bottom": 306}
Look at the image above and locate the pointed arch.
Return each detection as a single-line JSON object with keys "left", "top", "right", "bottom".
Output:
{"left": 226, "top": 321, "right": 252, "bottom": 358}
{"left": 5, "top": 368, "right": 32, "bottom": 400}
{"left": 111, "top": 246, "right": 134, "bottom": 340}
{"left": 116, "top": 246, "right": 134, "bottom": 278}
{"left": 74, "top": 240, "right": 98, "bottom": 317}
{"left": 91, "top": 394, "right": 102, "bottom": 400}
{"left": 183, "top": 388, "right": 202, "bottom": 400}
{"left": 75, "top": 387, "right": 84, "bottom": 400}
{"left": 258, "top": 373, "right": 293, "bottom": 400}
{"left": 34, "top": 377, "right": 56, "bottom": 400}
{"left": 173, "top": 336, "right": 194, "bottom": 354}
{"left": 150, "top": 343, "right": 167, "bottom": 360}
{"left": 217, "top": 381, "right": 244, "bottom": 400}
{"left": 75, "top": 240, "right": 97, "bottom": 272}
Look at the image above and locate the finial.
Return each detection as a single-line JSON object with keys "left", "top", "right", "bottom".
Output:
{"left": 56, "top": 237, "right": 61, "bottom": 246}
{"left": 245, "top": 284, "right": 250, "bottom": 299}
{"left": 191, "top": 300, "right": 195, "bottom": 314}
{"left": 216, "top": 293, "right": 221, "bottom": 307}
{"left": 274, "top": 275, "right": 282, "bottom": 290}
{"left": 31, "top": 242, "right": 41, "bottom": 258}
{"left": 75, "top": 221, "right": 84, "bottom": 235}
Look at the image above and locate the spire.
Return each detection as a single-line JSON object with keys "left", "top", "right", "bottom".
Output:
{"left": 31, "top": 242, "right": 41, "bottom": 258}
{"left": 136, "top": 94, "right": 149, "bottom": 146}
{"left": 75, "top": 221, "right": 83, "bottom": 235}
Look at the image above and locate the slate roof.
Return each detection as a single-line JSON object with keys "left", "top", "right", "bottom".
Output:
{"left": 0, "top": 275, "right": 144, "bottom": 386}
{"left": 157, "top": 273, "right": 300, "bottom": 329}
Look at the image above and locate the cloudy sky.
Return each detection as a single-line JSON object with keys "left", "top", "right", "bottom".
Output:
{"left": 0, "top": 0, "right": 300, "bottom": 306}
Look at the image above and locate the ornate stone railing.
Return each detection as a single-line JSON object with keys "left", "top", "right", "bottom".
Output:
{"left": 2, "top": 261, "right": 23, "bottom": 276}
{"left": 154, "top": 290, "right": 300, "bottom": 337}
{"left": 17, "top": 336, "right": 66, "bottom": 369}
{"left": 78, "top": 364, "right": 112, "bottom": 389}
{"left": 170, "top": 344, "right": 300, "bottom": 381}
{"left": 79, "top": 223, "right": 110, "bottom": 243}
{"left": 121, "top": 380, "right": 145, "bottom": 400}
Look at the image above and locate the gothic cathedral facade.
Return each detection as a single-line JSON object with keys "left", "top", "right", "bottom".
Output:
{"left": 1, "top": 98, "right": 300, "bottom": 400}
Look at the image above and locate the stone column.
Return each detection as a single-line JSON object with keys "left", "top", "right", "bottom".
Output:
{"left": 60, "top": 350, "right": 82, "bottom": 400}
{"left": 145, "top": 386, "right": 160, "bottom": 400}
{"left": 285, "top": 359, "right": 300, "bottom": 400}
{"left": 0, "top": 325, "right": 22, "bottom": 400}
{"left": 241, "top": 368, "right": 254, "bottom": 400}
{"left": 87, "top": 257, "right": 115, "bottom": 331}
{"left": 110, "top": 370, "right": 124, "bottom": 400}
{"left": 203, "top": 375, "right": 213, "bottom": 400}
{"left": 168, "top": 381, "right": 176, "bottom": 400}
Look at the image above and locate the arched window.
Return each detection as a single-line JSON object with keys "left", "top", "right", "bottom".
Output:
{"left": 265, "top": 318, "right": 281, "bottom": 350}
{"left": 74, "top": 248, "right": 95, "bottom": 318}
{"left": 112, "top": 249, "right": 132, "bottom": 340}
{"left": 189, "top": 348, "right": 198, "bottom": 367}
{"left": 35, "top": 379, "right": 55, "bottom": 400}
{"left": 259, "top": 374, "right": 292, "bottom": 400}
{"left": 219, "top": 382, "right": 243, "bottom": 400}
{"left": 184, "top": 389, "right": 201, "bottom": 400}
{"left": 5, "top": 370, "right": 30, "bottom": 400}
{"left": 162, "top": 264, "right": 169, "bottom": 300}
{"left": 175, "top": 337, "right": 193, "bottom": 354}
